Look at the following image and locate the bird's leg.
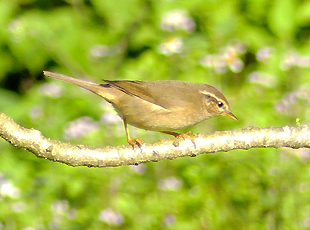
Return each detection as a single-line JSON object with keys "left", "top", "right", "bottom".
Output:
{"left": 160, "top": 131, "right": 196, "bottom": 147}
{"left": 160, "top": 131, "right": 192, "bottom": 137}
{"left": 123, "top": 119, "right": 143, "bottom": 148}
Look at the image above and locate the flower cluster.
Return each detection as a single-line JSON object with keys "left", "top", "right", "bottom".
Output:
{"left": 158, "top": 9, "right": 196, "bottom": 56}
{"left": 275, "top": 86, "right": 310, "bottom": 116}
{"left": 281, "top": 50, "right": 310, "bottom": 70}
{"left": 64, "top": 116, "right": 100, "bottom": 140}
{"left": 200, "top": 42, "right": 247, "bottom": 73}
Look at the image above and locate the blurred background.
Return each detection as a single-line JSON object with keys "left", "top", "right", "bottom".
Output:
{"left": 1, "top": 0, "right": 310, "bottom": 229}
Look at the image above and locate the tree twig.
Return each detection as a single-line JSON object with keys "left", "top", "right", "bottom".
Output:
{"left": 0, "top": 112, "right": 309, "bottom": 168}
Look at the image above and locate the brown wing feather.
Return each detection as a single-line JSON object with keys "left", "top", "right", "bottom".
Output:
{"left": 102, "top": 80, "right": 167, "bottom": 108}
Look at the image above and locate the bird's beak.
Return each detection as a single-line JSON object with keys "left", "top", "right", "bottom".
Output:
{"left": 224, "top": 111, "right": 238, "bottom": 121}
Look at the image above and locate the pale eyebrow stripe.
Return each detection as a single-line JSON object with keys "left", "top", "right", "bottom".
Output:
{"left": 200, "top": 91, "right": 217, "bottom": 99}
{"left": 200, "top": 91, "right": 226, "bottom": 103}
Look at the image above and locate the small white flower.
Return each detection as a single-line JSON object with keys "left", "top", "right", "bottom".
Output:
{"left": 161, "top": 10, "right": 196, "bottom": 33}
{"left": 99, "top": 208, "right": 124, "bottom": 225}
{"left": 89, "top": 45, "right": 109, "bottom": 59}
{"left": 256, "top": 47, "right": 275, "bottom": 62}
{"left": 0, "top": 179, "right": 20, "bottom": 199}
{"left": 158, "top": 37, "right": 183, "bottom": 55}
{"left": 158, "top": 177, "right": 182, "bottom": 190}
{"left": 39, "top": 82, "right": 62, "bottom": 98}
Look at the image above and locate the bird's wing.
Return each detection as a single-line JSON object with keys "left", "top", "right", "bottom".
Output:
{"left": 102, "top": 80, "right": 174, "bottom": 109}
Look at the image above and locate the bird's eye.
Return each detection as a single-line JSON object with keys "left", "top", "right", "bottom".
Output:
{"left": 217, "top": 101, "right": 224, "bottom": 108}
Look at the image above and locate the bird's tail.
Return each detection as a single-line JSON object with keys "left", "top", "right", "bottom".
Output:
{"left": 43, "top": 71, "right": 106, "bottom": 97}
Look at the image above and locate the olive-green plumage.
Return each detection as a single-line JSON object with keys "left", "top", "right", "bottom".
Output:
{"left": 43, "top": 71, "right": 237, "bottom": 146}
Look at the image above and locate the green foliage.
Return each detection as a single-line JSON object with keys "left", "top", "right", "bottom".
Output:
{"left": 1, "top": 0, "right": 310, "bottom": 229}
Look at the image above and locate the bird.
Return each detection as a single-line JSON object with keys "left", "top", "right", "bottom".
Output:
{"left": 43, "top": 71, "right": 237, "bottom": 147}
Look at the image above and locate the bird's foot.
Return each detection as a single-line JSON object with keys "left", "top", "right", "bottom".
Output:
{"left": 127, "top": 138, "right": 143, "bottom": 149}
{"left": 161, "top": 131, "right": 196, "bottom": 147}
{"left": 175, "top": 131, "right": 196, "bottom": 147}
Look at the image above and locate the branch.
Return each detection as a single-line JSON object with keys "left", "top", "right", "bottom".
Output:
{"left": 0, "top": 112, "right": 309, "bottom": 168}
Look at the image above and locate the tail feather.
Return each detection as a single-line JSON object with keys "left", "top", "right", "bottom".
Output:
{"left": 43, "top": 71, "right": 106, "bottom": 96}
